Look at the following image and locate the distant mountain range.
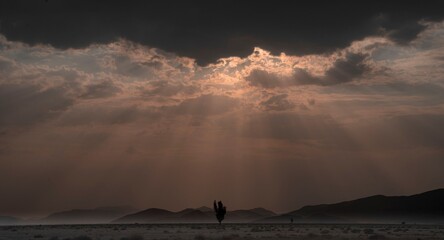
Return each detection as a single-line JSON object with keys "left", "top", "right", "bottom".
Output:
{"left": 113, "top": 207, "right": 276, "bottom": 223}
{"left": 35, "top": 206, "right": 139, "bottom": 224}
{"left": 2, "top": 188, "right": 444, "bottom": 225}
{"left": 260, "top": 188, "right": 444, "bottom": 224}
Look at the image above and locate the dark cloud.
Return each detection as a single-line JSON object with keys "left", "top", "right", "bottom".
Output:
{"left": 112, "top": 55, "right": 157, "bottom": 77}
{"left": 246, "top": 53, "right": 369, "bottom": 88}
{"left": 260, "top": 94, "right": 295, "bottom": 111}
{"left": 322, "top": 53, "right": 369, "bottom": 84}
{"left": 80, "top": 81, "right": 121, "bottom": 99}
{"left": 385, "top": 21, "right": 427, "bottom": 45}
{"left": 244, "top": 69, "right": 283, "bottom": 88}
{"left": 1, "top": 1, "right": 443, "bottom": 65}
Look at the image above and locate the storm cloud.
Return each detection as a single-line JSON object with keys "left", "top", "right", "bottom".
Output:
{"left": 245, "top": 53, "right": 370, "bottom": 87}
{"left": 1, "top": 1, "right": 444, "bottom": 65}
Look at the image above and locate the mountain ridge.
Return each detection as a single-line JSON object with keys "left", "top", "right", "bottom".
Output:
{"left": 260, "top": 188, "right": 444, "bottom": 223}
{"left": 2, "top": 188, "right": 444, "bottom": 225}
{"left": 113, "top": 207, "right": 277, "bottom": 223}
{"left": 36, "top": 205, "right": 139, "bottom": 224}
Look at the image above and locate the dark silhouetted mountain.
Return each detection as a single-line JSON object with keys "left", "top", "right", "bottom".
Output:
{"left": 113, "top": 208, "right": 187, "bottom": 223}
{"left": 196, "top": 206, "right": 213, "bottom": 212}
{"left": 175, "top": 208, "right": 196, "bottom": 216}
{"left": 114, "top": 207, "right": 276, "bottom": 223}
{"left": 249, "top": 207, "right": 277, "bottom": 217}
{"left": 260, "top": 189, "right": 444, "bottom": 223}
{"left": 38, "top": 206, "right": 138, "bottom": 224}
{"left": 0, "top": 216, "right": 21, "bottom": 225}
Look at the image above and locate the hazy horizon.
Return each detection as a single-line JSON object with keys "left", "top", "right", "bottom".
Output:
{"left": 4, "top": 185, "right": 444, "bottom": 219}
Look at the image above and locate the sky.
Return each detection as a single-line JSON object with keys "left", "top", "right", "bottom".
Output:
{"left": 1, "top": 0, "right": 444, "bottom": 218}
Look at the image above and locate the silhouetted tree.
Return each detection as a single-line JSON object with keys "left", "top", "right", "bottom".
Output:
{"left": 213, "top": 200, "right": 226, "bottom": 224}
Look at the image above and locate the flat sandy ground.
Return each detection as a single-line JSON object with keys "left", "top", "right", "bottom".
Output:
{"left": 1, "top": 223, "right": 444, "bottom": 240}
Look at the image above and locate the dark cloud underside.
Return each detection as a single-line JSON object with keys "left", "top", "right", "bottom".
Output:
{"left": 1, "top": 1, "right": 444, "bottom": 65}
{"left": 245, "top": 53, "right": 369, "bottom": 87}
